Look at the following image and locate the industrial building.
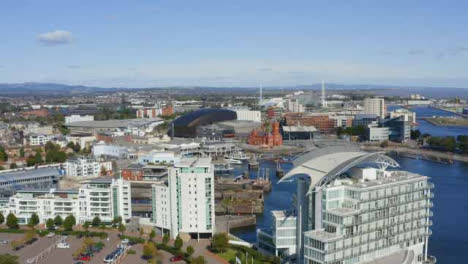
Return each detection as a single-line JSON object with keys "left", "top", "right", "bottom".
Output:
{"left": 0, "top": 166, "right": 64, "bottom": 197}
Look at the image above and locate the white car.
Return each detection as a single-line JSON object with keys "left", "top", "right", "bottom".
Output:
{"left": 57, "top": 242, "right": 70, "bottom": 249}
{"left": 121, "top": 238, "right": 129, "bottom": 244}
{"left": 46, "top": 232, "right": 55, "bottom": 238}
{"left": 26, "top": 258, "right": 35, "bottom": 264}
{"left": 0, "top": 240, "right": 7, "bottom": 245}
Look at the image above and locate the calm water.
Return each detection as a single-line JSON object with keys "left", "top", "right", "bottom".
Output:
{"left": 388, "top": 105, "right": 468, "bottom": 137}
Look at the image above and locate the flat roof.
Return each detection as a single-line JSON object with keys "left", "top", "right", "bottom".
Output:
{"left": 66, "top": 118, "right": 162, "bottom": 128}
{"left": 0, "top": 167, "right": 61, "bottom": 183}
{"left": 175, "top": 157, "right": 211, "bottom": 168}
{"left": 304, "top": 229, "right": 341, "bottom": 242}
{"left": 282, "top": 126, "right": 318, "bottom": 132}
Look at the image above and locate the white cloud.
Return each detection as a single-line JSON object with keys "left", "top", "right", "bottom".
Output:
{"left": 38, "top": 30, "right": 73, "bottom": 45}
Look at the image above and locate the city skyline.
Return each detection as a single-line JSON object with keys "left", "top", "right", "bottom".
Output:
{"left": 1, "top": 0, "right": 468, "bottom": 88}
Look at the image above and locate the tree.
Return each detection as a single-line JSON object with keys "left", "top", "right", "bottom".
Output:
{"left": 100, "top": 166, "right": 107, "bottom": 176}
{"left": 0, "top": 166, "right": 4, "bottom": 171}
{"left": 211, "top": 233, "right": 229, "bottom": 253}
{"left": 0, "top": 213, "right": 4, "bottom": 224}
{"left": 46, "top": 219, "right": 54, "bottom": 230}
{"left": 142, "top": 241, "right": 157, "bottom": 260}
{"left": 28, "top": 213, "right": 40, "bottom": 228}
{"left": 73, "top": 143, "right": 81, "bottom": 153}
{"left": 380, "top": 140, "right": 389, "bottom": 148}
{"left": 19, "top": 147, "right": 25, "bottom": 158}
{"left": 112, "top": 216, "right": 122, "bottom": 227}
{"left": 410, "top": 129, "right": 421, "bottom": 140}
{"left": 63, "top": 215, "right": 76, "bottom": 231}
{"left": 162, "top": 233, "right": 169, "bottom": 244}
{"left": 83, "top": 221, "right": 90, "bottom": 230}
{"left": 149, "top": 229, "right": 156, "bottom": 240}
{"left": 118, "top": 223, "right": 126, "bottom": 234}
{"left": 174, "top": 235, "right": 183, "bottom": 250}
{"left": 54, "top": 215, "right": 63, "bottom": 226}
{"left": 186, "top": 245, "right": 194, "bottom": 256}
{"left": 0, "top": 253, "right": 19, "bottom": 264}
{"left": 92, "top": 216, "right": 101, "bottom": 227}
{"left": 66, "top": 142, "right": 75, "bottom": 150}
{"left": 191, "top": 256, "right": 206, "bottom": 264}
{"left": 33, "top": 151, "right": 43, "bottom": 165}
{"left": 9, "top": 163, "right": 17, "bottom": 169}
{"left": 6, "top": 213, "right": 18, "bottom": 229}
{"left": 0, "top": 146, "right": 8, "bottom": 162}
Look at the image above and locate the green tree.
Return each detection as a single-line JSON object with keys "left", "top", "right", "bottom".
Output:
{"left": 0, "top": 166, "right": 4, "bottom": 171}
{"left": 0, "top": 146, "right": 8, "bottom": 161}
{"left": 0, "top": 213, "right": 4, "bottom": 224}
{"left": 0, "top": 253, "right": 19, "bottom": 264}
{"left": 142, "top": 241, "right": 157, "bottom": 260}
{"left": 211, "top": 233, "right": 229, "bottom": 253}
{"left": 73, "top": 143, "right": 81, "bottom": 153}
{"left": 162, "top": 233, "right": 169, "bottom": 244}
{"left": 410, "top": 129, "right": 421, "bottom": 140}
{"left": 63, "top": 215, "right": 76, "bottom": 231}
{"left": 19, "top": 147, "right": 25, "bottom": 158}
{"left": 186, "top": 245, "right": 194, "bottom": 256}
{"left": 9, "top": 163, "right": 17, "bottom": 169}
{"left": 191, "top": 256, "right": 206, "bottom": 264}
{"left": 149, "top": 229, "right": 156, "bottom": 240}
{"left": 83, "top": 221, "right": 90, "bottom": 230}
{"left": 92, "top": 216, "right": 101, "bottom": 227}
{"left": 46, "top": 219, "right": 54, "bottom": 230}
{"left": 28, "top": 213, "right": 40, "bottom": 228}
{"left": 54, "top": 215, "right": 63, "bottom": 226}
{"left": 6, "top": 213, "right": 18, "bottom": 229}
{"left": 174, "top": 235, "right": 183, "bottom": 250}
{"left": 112, "top": 216, "right": 122, "bottom": 227}
{"left": 118, "top": 223, "right": 126, "bottom": 234}
{"left": 33, "top": 151, "right": 43, "bottom": 165}
{"left": 66, "top": 142, "right": 75, "bottom": 150}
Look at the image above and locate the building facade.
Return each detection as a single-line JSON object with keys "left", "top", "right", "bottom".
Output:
{"left": 151, "top": 157, "right": 215, "bottom": 239}
{"left": 65, "top": 157, "right": 112, "bottom": 178}
{"left": 2, "top": 178, "right": 131, "bottom": 225}
{"left": 65, "top": 115, "right": 95, "bottom": 124}
{"left": 364, "top": 98, "right": 386, "bottom": 119}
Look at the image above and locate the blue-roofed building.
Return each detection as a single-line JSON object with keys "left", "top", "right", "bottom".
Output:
{"left": 0, "top": 166, "right": 63, "bottom": 197}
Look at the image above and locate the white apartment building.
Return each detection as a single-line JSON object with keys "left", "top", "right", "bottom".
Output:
{"left": 2, "top": 178, "right": 131, "bottom": 225}
{"left": 285, "top": 98, "right": 305, "bottom": 113}
{"left": 151, "top": 157, "right": 215, "bottom": 239}
{"left": 390, "top": 109, "right": 417, "bottom": 125}
{"left": 235, "top": 109, "right": 262, "bottom": 122}
{"left": 65, "top": 115, "right": 95, "bottom": 124}
{"left": 66, "top": 134, "right": 96, "bottom": 148}
{"left": 92, "top": 142, "right": 129, "bottom": 159}
{"left": 258, "top": 146, "right": 435, "bottom": 264}
{"left": 364, "top": 98, "right": 386, "bottom": 119}
{"left": 27, "top": 133, "right": 51, "bottom": 146}
{"left": 65, "top": 157, "right": 112, "bottom": 178}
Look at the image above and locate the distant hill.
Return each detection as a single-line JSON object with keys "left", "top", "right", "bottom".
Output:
{"left": 0, "top": 82, "right": 120, "bottom": 96}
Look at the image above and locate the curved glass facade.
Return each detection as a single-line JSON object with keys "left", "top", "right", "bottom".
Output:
{"left": 169, "top": 108, "right": 237, "bottom": 138}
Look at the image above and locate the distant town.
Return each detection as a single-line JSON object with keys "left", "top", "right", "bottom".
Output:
{"left": 0, "top": 83, "right": 465, "bottom": 264}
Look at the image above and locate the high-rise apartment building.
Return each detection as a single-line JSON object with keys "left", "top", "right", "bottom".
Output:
{"left": 151, "top": 157, "right": 215, "bottom": 239}
{"left": 258, "top": 146, "right": 435, "bottom": 264}
{"left": 364, "top": 98, "right": 386, "bottom": 119}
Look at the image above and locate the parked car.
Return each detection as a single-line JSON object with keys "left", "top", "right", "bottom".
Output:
{"left": 79, "top": 255, "right": 91, "bottom": 261}
{"left": 0, "top": 240, "right": 8, "bottom": 245}
{"left": 57, "top": 242, "right": 70, "bottom": 249}
{"left": 170, "top": 255, "right": 184, "bottom": 262}
{"left": 121, "top": 238, "right": 129, "bottom": 244}
{"left": 46, "top": 232, "right": 55, "bottom": 238}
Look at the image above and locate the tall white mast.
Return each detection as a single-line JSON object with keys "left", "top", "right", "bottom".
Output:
{"left": 321, "top": 80, "right": 327, "bottom": 108}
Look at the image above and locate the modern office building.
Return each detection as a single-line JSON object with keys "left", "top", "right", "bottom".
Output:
{"left": 258, "top": 146, "right": 435, "bottom": 264}
{"left": 367, "top": 126, "right": 390, "bottom": 142}
{"left": 1, "top": 178, "right": 131, "bottom": 225}
{"left": 383, "top": 116, "right": 411, "bottom": 143}
{"left": 65, "top": 156, "right": 112, "bottom": 178}
{"left": 364, "top": 98, "right": 386, "bottom": 119}
{"left": 151, "top": 157, "right": 215, "bottom": 239}
{"left": 234, "top": 109, "right": 262, "bottom": 122}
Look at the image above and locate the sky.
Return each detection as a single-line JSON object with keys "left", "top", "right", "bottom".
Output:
{"left": 0, "top": 0, "right": 467, "bottom": 88}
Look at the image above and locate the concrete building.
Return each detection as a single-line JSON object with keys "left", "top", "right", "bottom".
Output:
{"left": 285, "top": 98, "right": 305, "bottom": 113}
{"left": 364, "top": 98, "right": 386, "bottom": 118}
{"left": 389, "top": 109, "right": 417, "bottom": 125}
{"left": 26, "top": 133, "right": 51, "bottom": 146}
{"left": 234, "top": 109, "right": 262, "bottom": 122}
{"left": 151, "top": 157, "right": 215, "bottom": 239}
{"left": 92, "top": 142, "right": 129, "bottom": 159}
{"left": 258, "top": 146, "right": 435, "bottom": 264}
{"left": 2, "top": 178, "right": 131, "bottom": 225}
{"left": 139, "top": 151, "right": 180, "bottom": 165}
{"left": 367, "top": 126, "right": 390, "bottom": 141}
{"left": 65, "top": 115, "right": 94, "bottom": 124}
{"left": 65, "top": 156, "right": 112, "bottom": 178}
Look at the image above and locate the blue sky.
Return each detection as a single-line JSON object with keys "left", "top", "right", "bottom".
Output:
{"left": 0, "top": 0, "right": 467, "bottom": 88}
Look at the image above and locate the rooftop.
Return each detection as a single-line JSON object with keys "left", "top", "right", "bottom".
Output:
{"left": 175, "top": 157, "right": 212, "bottom": 168}
{"left": 304, "top": 229, "right": 341, "bottom": 242}
{"left": 66, "top": 118, "right": 162, "bottom": 128}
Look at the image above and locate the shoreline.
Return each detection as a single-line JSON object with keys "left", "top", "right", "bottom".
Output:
{"left": 421, "top": 117, "right": 468, "bottom": 127}
{"left": 361, "top": 145, "right": 468, "bottom": 163}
